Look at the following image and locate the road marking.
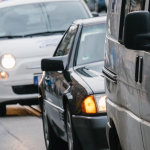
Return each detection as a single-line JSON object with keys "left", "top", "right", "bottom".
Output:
{"left": 23, "top": 106, "right": 41, "bottom": 117}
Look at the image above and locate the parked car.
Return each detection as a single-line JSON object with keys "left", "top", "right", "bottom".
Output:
{"left": 104, "top": 0, "right": 149, "bottom": 150}
{"left": 87, "top": 0, "right": 106, "bottom": 12}
{"left": 39, "top": 16, "right": 108, "bottom": 150}
{"left": 0, "top": 0, "right": 93, "bottom": 116}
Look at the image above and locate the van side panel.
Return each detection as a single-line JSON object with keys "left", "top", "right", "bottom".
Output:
{"left": 138, "top": 46, "right": 150, "bottom": 150}
{"left": 141, "top": 122, "right": 150, "bottom": 150}
{"left": 104, "top": 38, "right": 119, "bottom": 73}
{"left": 139, "top": 51, "right": 150, "bottom": 121}
{"left": 106, "top": 0, "right": 122, "bottom": 40}
{"left": 106, "top": 0, "right": 150, "bottom": 149}
{"left": 118, "top": 45, "right": 141, "bottom": 117}
{"left": 107, "top": 98, "right": 145, "bottom": 150}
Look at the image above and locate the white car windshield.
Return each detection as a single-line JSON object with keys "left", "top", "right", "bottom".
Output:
{"left": 0, "top": 1, "right": 90, "bottom": 38}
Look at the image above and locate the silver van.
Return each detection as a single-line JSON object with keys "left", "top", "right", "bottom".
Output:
{"left": 103, "top": 0, "right": 150, "bottom": 149}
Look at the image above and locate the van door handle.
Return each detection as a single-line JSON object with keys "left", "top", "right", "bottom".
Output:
{"left": 135, "top": 56, "right": 143, "bottom": 83}
{"left": 135, "top": 56, "right": 139, "bottom": 82}
{"left": 138, "top": 57, "right": 143, "bottom": 83}
{"left": 45, "top": 76, "right": 50, "bottom": 82}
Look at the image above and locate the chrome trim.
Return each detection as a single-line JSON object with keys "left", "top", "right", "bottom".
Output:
{"left": 102, "top": 67, "right": 117, "bottom": 83}
{"left": 44, "top": 99, "right": 64, "bottom": 112}
{"left": 26, "top": 66, "right": 41, "bottom": 69}
{"left": 106, "top": 35, "right": 120, "bottom": 44}
{"left": 72, "top": 115, "right": 106, "bottom": 119}
{"left": 103, "top": 73, "right": 117, "bottom": 83}
{"left": 102, "top": 67, "right": 117, "bottom": 79}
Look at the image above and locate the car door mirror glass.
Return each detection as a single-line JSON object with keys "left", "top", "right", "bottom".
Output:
{"left": 124, "top": 11, "right": 150, "bottom": 50}
{"left": 41, "top": 57, "right": 64, "bottom": 71}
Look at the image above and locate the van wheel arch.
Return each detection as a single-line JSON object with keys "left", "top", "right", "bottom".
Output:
{"left": 109, "top": 118, "right": 122, "bottom": 150}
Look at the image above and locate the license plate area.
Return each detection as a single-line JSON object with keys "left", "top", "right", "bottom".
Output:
{"left": 34, "top": 75, "right": 42, "bottom": 85}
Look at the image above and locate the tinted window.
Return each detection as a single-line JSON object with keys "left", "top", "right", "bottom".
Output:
{"left": 0, "top": 1, "right": 89, "bottom": 37}
{"left": 119, "top": 0, "right": 145, "bottom": 42}
{"left": 54, "top": 25, "right": 77, "bottom": 56}
{"left": 76, "top": 23, "right": 106, "bottom": 66}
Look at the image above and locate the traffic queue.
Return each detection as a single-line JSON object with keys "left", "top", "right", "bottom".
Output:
{"left": 0, "top": 0, "right": 148, "bottom": 150}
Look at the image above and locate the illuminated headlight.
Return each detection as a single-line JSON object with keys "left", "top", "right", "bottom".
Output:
{"left": 94, "top": 95, "right": 106, "bottom": 112}
{"left": 1, "top": 54, "right": 16, "bottom": 69}
{"left": 0, "top": 71, "right": 9, "bottom": 80}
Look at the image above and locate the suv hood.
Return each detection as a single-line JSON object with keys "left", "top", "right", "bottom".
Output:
{"left": 0, "top": 35, "right": 63, "bottom": 58}
{"left": 75, "top": 61, "right": 105, "bottom": 94}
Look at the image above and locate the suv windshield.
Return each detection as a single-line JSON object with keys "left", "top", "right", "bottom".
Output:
{"left": 0, "top": 1, "right": 89, "bottom": 38}
{"left": 76, "top": 23, "right": 106, "bottom": 66}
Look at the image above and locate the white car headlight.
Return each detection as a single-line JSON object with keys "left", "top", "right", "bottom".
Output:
{"left": 1, "top": 54, "right": 16, "bottom": 69}
{"left": 94, "top": 95, "right": 106, "bottom": 112}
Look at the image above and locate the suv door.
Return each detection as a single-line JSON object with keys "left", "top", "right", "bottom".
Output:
{"left": 104, "top": 0, "right": 146, "bottom": 149}
{"left": 44, "top": 25, "right": 78, "bottom": 138}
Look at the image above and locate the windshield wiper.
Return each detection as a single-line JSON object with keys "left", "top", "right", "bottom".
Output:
{"left": 24, "top": 31, "right": 65, "bottom": 37}
{"left": 0, "top": 35, "right": 23, "bottom": 39}
{"left": 0, "top": 31, "right": 66, "bottom": 39}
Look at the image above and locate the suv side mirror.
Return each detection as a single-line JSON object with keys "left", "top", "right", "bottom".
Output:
{"left": 41, "top": 57, "right": 64, "bottom": 71}
{"left": 124, "top": 11, "right": 150, "bottom": 50}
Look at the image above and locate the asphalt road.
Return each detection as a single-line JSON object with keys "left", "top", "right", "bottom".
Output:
{"left": 0, "top": 104, "right": 46, "bottom": 150}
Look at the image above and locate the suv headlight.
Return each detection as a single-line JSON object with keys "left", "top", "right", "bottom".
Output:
{"left": 1, "top": 54, "right": 16, "bottom": 69}
{"left": 94, "top": 95, "right": 106, "bottom": 113}
{"left": 82, "top": 94, "right": 106, "bottom": 114}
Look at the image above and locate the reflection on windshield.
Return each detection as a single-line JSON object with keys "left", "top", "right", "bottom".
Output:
{"left": 0, "top": 1, "right": 89, "bottom": 38}
{"left": 76, "top": 23, "right": 106, "bottom": 66}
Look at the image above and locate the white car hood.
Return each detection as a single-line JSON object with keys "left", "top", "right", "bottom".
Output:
{"left": 0, "top": 34, "right": 63, "bottom": 58}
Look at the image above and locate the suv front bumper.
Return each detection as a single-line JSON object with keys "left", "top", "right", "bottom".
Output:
{"left": 72, "top": 115, "right": 108, "bottom": 150}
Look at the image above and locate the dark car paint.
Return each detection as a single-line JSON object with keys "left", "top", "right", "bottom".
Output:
{"left": 73, "top": 115, "right": 108, "bottom": 149}
{"left": 39, "top": 17, "right": 107, "bottom": 149}
{"left": 75, "top": 61, "right": 105, "bottom": 94}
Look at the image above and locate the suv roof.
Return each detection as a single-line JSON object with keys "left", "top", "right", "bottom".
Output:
{"left": 73, "top": 16, "right": 107, "bottom": 26}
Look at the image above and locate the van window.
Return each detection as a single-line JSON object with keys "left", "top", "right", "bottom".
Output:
{"left": 130, "top": 0, "right": 145, "bottom": 11}
{"left": 119, "top": 0, "right": 145, "bottom": 43}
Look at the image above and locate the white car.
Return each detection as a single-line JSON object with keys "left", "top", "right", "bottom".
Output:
{"left": 0, "top": 0, "right": 92, "bottom": 116}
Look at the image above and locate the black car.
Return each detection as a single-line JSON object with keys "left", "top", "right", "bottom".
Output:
{"left": 39, "top": 16, "right": 108, "bottom": 150}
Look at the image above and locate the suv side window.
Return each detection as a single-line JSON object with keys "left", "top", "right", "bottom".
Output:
{"left": 54, "top": 25, "right": 77, "bottom": 56}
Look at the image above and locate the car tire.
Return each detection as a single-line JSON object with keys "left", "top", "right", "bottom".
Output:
{"left": 0, "top": 104, "right": 6, "bottom": 116}
{"left": 95, "top": 2, "right": 101, "bottom": 12}
{"left": 66, "top": 104, "right": 83, "bottom": 150}
{"left": 42, "top": 102, "right": 67, "bottom": 150}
